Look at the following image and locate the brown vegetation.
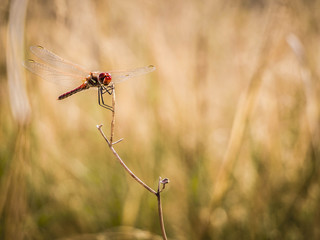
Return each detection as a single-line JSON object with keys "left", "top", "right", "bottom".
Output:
{"left": 1, "top": 0, "right": 320, "bottom": 239}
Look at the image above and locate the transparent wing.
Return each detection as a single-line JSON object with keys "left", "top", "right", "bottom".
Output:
{"left": 24, "top": 59, "right": 87, "bottom": 87}
{"left": 110, "top": 65, "right": 156, "bottom": 84}
{"left": 25, "top": 46, "right": 156, "bottom": 87}
{"left": 30, "top": 45, "right": 89, "bottom": 77}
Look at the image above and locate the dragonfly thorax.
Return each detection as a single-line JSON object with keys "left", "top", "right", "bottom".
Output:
{"left": 86, "top": 74, "right": 99, "bottom": 87}
{"left": 86, "top": 72, "right": 112, "bottom": 87}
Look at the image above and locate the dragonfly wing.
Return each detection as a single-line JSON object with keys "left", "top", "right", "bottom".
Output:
{"left": 110, "top": 65, "right": 156, "bottom": 84}
{"left": 30, "top": 45, "right": 89, "bottom": 77}
{"left": 24, "top": 59, "right": 87, "bottom": 87}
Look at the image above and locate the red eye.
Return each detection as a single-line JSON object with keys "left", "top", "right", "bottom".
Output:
{"left": 103, "top": 73, "right": 112, "bottom": 85}
{"left": 99, "top": 72, "right": 106, "bottom": 79}
{"left": 105, "top": 73, "right": 111, "bottom": 80}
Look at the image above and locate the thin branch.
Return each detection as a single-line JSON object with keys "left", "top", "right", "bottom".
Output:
{"left": 97, "top": 124, "right": 157, "bottom": 195}
{"left": 112, "top": 138, "right": 124, "bottom": 145}
{"left": 97, "top": 85, "right": 169, "bottom": 240}
{"left": 157, "top": 177, "right": 168, "bottom": 240}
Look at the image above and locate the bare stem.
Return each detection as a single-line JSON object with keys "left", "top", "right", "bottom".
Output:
{"left": 97, "top": 86, "right": 168, "bottom": 240}
{"left": 157, "top": 177, "right": 168, "bottom": 240}
{"left": 97, "top": 125, "right": 156, "bottom": 194}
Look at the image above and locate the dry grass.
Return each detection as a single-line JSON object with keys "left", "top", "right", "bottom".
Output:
{"left": 1, "top": 0, "right": 320, "bottom": 239}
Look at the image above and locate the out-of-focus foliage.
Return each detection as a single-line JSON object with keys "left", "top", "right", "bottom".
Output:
{"left": 1, "top": 0, "right": 320, "bottom": 239}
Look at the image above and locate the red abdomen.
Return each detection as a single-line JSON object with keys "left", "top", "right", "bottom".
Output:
{"left": 58, "top": 83, "right": 89, "bottom": 100}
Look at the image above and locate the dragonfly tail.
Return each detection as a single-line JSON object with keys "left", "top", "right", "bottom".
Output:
{"left": 58, "top": 83, "right": 89, "bottom": 100}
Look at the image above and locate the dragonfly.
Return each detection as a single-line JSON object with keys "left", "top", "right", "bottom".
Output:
{"left": 24, "top": 45, "right": 156, "bottom": 111}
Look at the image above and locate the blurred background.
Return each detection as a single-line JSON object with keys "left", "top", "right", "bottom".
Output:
{"left": 1, "top": 0, "right": 320, "bottom": 239}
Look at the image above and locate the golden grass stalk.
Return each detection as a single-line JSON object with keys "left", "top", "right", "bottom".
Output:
{"left": 1, "top": 0, "right": 31, "bottom": 239}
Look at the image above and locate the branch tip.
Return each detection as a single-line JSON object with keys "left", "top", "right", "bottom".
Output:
{"left": 160, "top": 178, "right": 170, "bottom": 185}
{"left": 158, "top": 177, "right": 170, "bottom": 192}
{"left": 112, "top": 138, "right": 124, "bottom": 145}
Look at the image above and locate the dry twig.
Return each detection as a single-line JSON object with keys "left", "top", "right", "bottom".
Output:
{"left": 97, "top": 86, "right": 169, "bottom": 240}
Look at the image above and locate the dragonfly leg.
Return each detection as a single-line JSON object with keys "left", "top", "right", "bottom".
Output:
{"left": 106, "top": 85, "right": 114, "bottom": 95}
{"left": 98, "top": 87, "right": 113, "bottom": 111}
{"left": 100, "top": 85, "right": 113, "bottom": 95}
{"left": 100, "top": 86, "right": 108, "bottom": 94}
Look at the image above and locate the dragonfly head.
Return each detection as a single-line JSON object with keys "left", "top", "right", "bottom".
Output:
{"left": 99, "top": 72, "right": 112, "bottom": 85}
